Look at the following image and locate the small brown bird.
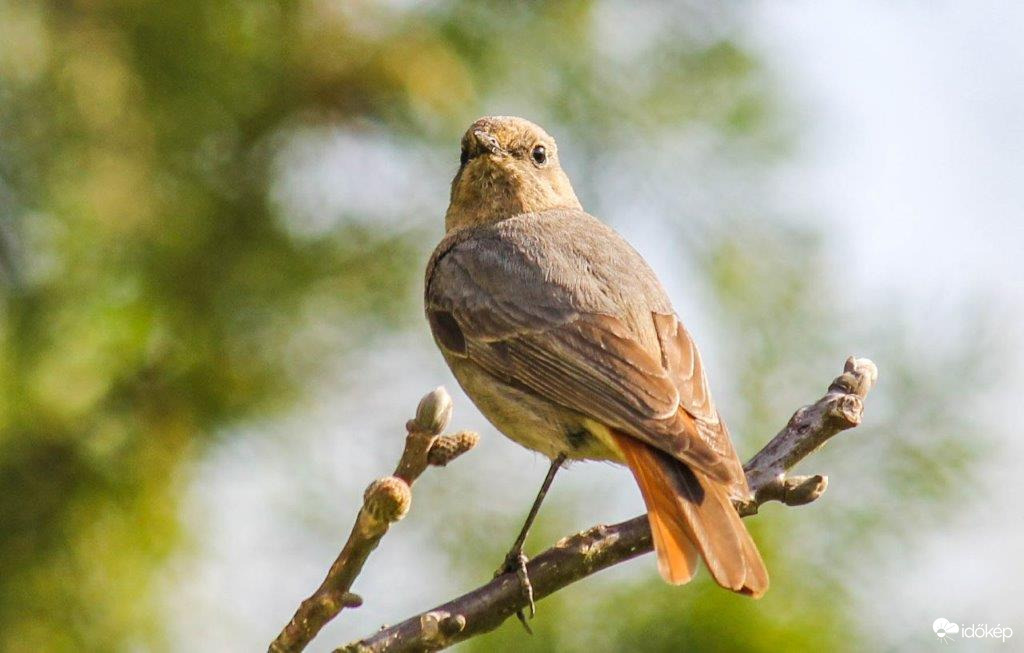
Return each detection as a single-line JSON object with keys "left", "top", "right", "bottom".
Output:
{"left": 425, "top": 116, "right": 767, "bottom": 614}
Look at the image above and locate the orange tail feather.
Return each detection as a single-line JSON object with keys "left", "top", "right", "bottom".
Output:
{"left": 614, "top": 431, "right": 769, "bottom": 597}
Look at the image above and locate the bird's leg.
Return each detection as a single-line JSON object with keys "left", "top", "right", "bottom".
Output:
{"left": 495, "top": 453, "right": 566, "bottom": 631}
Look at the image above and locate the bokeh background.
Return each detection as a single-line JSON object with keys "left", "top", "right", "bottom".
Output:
{"left": 1, "top": 1, "right": 1021, "bottom": 651}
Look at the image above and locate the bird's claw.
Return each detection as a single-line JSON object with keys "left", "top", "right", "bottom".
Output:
{"left": 495, "top": 549, "right": 535, "bottom": 632}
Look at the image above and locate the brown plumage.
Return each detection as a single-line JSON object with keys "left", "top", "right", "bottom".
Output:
{"left": 426, "top": 116, "right": 768, "bottom": 597}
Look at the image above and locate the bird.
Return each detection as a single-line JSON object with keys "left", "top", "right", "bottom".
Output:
{"left": 424, "top": 116, "right": 768, "bottom": 620}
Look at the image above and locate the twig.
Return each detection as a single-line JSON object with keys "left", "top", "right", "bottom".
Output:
{"left": 738, "top": 355, "right": 877, "bottom": 515}
{"left": 337, "top": 356, "right": 878, "bottom": 653}
{"left": 269, "top": 387, "right": 479, "bottom": 653}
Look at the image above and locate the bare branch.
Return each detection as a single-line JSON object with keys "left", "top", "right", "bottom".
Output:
{"left": 738, "top": 356, "right": 877, "bottom": 515}
{"left": 268, "top": 388, "right": 479, "bottom": 653}
{"left": 336, "top": 357, "right": 878, "bottom": 653}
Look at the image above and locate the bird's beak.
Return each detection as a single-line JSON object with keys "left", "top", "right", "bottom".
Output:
{"left": 473, "top": 130, "right": 504, "bottom": 157}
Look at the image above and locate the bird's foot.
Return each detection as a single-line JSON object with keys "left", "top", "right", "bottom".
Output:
{"left": 494, "top": 549, "right": 535, "bottom": 633}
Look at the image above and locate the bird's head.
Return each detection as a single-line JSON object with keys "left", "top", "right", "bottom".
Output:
{"left": 445, "top": 116, "right": 582, "bottom": 232}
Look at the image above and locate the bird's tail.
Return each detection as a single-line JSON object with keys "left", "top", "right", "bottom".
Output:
{"left": 613, "top": 430, "right": 768, "bottom": 597}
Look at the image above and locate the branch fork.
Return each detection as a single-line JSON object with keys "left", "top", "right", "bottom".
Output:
{"left": 738, "top": 356, "right": 877, "bottom": 515}
{"left": 268, "top": 388, "right": 479, "bottom": 653}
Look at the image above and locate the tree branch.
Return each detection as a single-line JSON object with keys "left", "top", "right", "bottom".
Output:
{"left": 269, "top": 388, "right": 479, "bottom": 653}
{"left": 336, "top": 356, "right": 878, "bottom": 653}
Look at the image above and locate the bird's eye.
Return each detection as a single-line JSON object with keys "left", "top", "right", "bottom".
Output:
{"left": 531, "top": 145, "right": 547, "bottom": 165}
{"left": 460, "top": 147, "right": 469, "bottom": 166}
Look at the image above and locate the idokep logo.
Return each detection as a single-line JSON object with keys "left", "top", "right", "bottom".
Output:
{"left": 933, "top": 618, "right": 1014, "bottom": 643}
{"left": 933, "top": 618, "right": 959, "bottom": 641}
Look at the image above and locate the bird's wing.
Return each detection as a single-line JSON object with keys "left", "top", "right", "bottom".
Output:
{"left": 426, "top": 227, "right": 744, "bottom": 487}
{"left": 652, "top": 312, "right": 747, "bottom": 491}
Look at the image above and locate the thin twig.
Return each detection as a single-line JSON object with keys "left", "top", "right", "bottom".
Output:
{"left": 336, "top": 356, "right": 878, "bottom": 653}
{"left": 268, "top": 387, "right": 479, "bottom": 653}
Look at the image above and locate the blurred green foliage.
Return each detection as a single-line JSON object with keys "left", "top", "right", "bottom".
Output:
{"left": 0, "top": 1, "right": 988, "bottom": 651}
{"left": 0, "top": 1, "right": 424, "bottom": 649}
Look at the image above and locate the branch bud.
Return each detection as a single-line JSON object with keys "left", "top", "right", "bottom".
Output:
{"left": 340, "top": 592, "right": 363, "bottom": 608}
{"left": 363, "top": 476, "right": 412, "bottom": 523}
{"left": 439, "top": 613, "right": 466, "bottom": 637}
{"left": 831, "top": 356, "right": 878, "bottom": 397}
{"left": 410, "top": 387, "right": 453, "bottom": 435}
{"left": 783, "top": 474, "right": 828, "bottom": 506}
{"left": 428, "top": 430, "right": 480, "bottom": 466}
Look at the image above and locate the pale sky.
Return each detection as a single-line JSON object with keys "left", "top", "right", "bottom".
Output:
{"left": 748, "top": 0, "right": 1024, "bottom": 641}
